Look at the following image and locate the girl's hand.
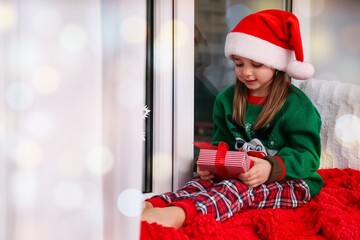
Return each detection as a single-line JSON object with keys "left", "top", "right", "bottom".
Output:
{"left": 197, "top": 166, "right": 215, "bottom": 181}
{"left": 238, "top": 156, "right": 271, "bottom": 187}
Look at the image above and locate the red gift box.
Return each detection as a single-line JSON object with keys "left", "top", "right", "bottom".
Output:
{"left": 195, "top": 142, "right": 251, "bottom": 179}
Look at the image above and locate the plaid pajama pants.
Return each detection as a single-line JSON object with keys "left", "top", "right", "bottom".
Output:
{"left": 147, "top": 178, "right": 311, "bottom": 222}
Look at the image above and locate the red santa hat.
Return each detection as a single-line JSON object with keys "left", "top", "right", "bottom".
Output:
{"left": 225, "top": 9, "right": 314, "bottom": 80}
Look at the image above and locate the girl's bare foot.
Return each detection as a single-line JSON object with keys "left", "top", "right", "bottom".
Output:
{"left": 141, "top": 206, "right": 186, "bottom": 229}
{"left": 143, "top": 201, "right": 153, "bottom": 210}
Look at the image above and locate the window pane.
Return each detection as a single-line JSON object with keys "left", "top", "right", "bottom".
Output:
{"left": 309, "top": 0, "right": 360, "bottom": 85}
{"left": 194, "top": 0, "right": 288, "bottom": 143}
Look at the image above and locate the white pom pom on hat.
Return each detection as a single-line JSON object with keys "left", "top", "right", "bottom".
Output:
{"left": 224, "top": 9, "right": 314, "bottom": 80}
{"left": 287, "top": 60, "right": 314, "bottom": 80}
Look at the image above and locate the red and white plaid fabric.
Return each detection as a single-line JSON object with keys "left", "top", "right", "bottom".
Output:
{"left": 149, "top": 178, "right": 311, "bottom": 222}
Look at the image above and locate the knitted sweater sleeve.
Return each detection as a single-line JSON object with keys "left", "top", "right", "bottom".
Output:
{"left": 266, "top": 100, "right": 322, "bottom": 182}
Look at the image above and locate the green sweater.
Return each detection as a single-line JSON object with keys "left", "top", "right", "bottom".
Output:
{"left": 212, "top": 84, "right": 323, "bottom": 196}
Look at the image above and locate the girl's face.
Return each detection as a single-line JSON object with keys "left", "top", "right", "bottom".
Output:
{"left": 233, "top": 55, "right": 276, "bottom": 97}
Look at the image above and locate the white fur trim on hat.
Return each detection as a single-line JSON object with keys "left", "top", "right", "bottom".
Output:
{"left": 225, "top": 32, "right": 293, "bottom": 72}
{"left": 225, "top": 32, "right": 314, "bottom": 80}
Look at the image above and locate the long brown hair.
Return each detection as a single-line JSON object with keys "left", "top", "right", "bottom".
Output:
{"left": 232, "top": 71, "right": 289, "bottom": 130}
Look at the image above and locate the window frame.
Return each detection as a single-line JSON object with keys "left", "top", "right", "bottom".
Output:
{"left": 150, "top": 0, "right": 295, "bottom": 193}
{"left": 150, "top": 0, "right": 194, "bottom": 193}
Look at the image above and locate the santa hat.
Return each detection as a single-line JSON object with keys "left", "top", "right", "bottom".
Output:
{"left": 225, "top": 9, "right": 314, "bottom": 80}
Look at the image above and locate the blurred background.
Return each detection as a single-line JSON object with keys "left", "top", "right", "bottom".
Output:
{"left": 1, "top": 0, "right": 359, "bottom": 239}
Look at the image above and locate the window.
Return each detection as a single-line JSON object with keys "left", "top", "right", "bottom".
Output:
{"left": 194, "top": 0, "right": 292, "bottom": 144}
{"left": 307, "top": 0, "right": 360, "bottom": 85}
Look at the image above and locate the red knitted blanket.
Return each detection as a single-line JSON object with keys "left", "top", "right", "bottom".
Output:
{"left": 141, "top": 168, "right": 360, "bottom": 240}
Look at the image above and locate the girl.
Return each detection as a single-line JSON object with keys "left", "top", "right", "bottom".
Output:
{"left": 142, "top": 9, "right": 323, "bottom": 229}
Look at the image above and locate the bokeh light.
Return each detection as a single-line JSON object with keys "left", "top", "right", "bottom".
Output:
{"left": 5, "top": 82, "right": 34, "bottom": 111}
{"left": 53, "top": 181, "right": 101, "bottom": 211}
{"left": 320, "top": 147, "right": 334, "bottom": 168}
{"left": 310, "top": 28, "right": 336, "bottom": 66}
{"left": 152, "top": 152, "right": 173, "bottom": 189}
{"left": 53, "top": 181, "right": 83, "bottom": 209}
{"left": 174, "top": 20, "right": 189, "bottom": 48}
{"left": 335, "top": 114, "right": 360, "bottom": 144}
{"left": 11, "top": 169, "right": 39, "bottom": 208}
{"left": 25, "top": 112, "right": 54, "bottom": 139}
{"left": 154, "top": 20, "right": 173, "bottom": 67}
{"left": 59, "top": 24, "right": 87, "bottom": 52}
{"left": 86, "top": 146, "right": 114, "bottom": 175}
{"left": 57, "top": 151, "right": 86, "bottom": 179}
{"left": 117, "top": 188, "right": 144, "bottom": 217}
{"left": 0, "top": 2, "right": 15, "bottom": 33}
{"left": 12, "top": 139, "right": 43, "bottom": 168}
{"left": 120, "top": 16, "right": 146, "bottom": 44}
{"left": 31, "top": 65, "right": 61, "bottom": 94}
